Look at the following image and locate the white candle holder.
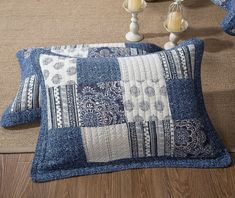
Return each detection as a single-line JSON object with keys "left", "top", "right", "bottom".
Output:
{"left": 123, "top": 0, "right": 147, "bottom": 42}
{"left": 163, "top": 18, "right": 188, "bottom": 50}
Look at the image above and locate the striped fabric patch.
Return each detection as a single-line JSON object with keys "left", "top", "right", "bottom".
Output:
{"left": 127, "top": 120, "right": 174, "bottom": 158}
{"left": 81, "top": 119, "right": 174, "bottom": 163}
{"left": 11, "top": 75, "right": 39, "bottom": 112}
{"left": 47, "top": 84, "right": 79, "bottom": 129}
{"left": 159, "top": 45, "right": 195, "bottom": 80}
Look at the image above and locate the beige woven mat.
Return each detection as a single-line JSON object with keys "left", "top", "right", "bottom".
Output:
{"left": 0, "top": 0, "right": 234, "bottom": 153}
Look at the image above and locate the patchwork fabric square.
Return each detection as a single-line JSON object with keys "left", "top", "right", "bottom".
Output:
{"left": 31, "top": 38, "right": 231, "bottom": 182}
{"left": 77, "top": 81, "right": 125, "bottom": 127}
{"left": 0, "top": 42, "right": 163, "bottom": 127}
{"left": 211, "top": 0, "right": 235, "bottom": 35}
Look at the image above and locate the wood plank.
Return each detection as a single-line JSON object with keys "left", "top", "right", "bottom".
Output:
{"left": 0, "top": 154, "right": 235, "bottom": 198}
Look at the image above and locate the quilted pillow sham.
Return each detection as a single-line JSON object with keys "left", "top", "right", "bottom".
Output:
{"left": 31, "top": 38, "right": 231, "bottom": 182}
{"left": 0, "top": 42, "right": 162, "bottom": 127}
{"left": 211, "top": 0, "right": 235, "bottom": 35}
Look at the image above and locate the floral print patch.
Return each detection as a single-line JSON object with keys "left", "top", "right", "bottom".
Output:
{"left": 77, "top": 81, "right": 126, "bottom": 127}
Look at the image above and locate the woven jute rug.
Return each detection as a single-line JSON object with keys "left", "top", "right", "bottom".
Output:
{"left": 0, "top": 0, "right": 234, "bottom": 153}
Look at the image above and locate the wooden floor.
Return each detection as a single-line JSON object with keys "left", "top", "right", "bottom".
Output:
{"left": 0, "top": 154, "right": 234, "bottom": 198}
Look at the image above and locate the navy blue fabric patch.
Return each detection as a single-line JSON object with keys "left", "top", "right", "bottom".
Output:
{"left": 166, "top": 79, "right": 199, "bottom": 120}
{"left": 126, "top": 42, "right": 163, "bottom": 53}
{"left": 76, "top": 57, "right": 121, "bottom": 84}
{"left": 173, "top": 118, "right": 216, "bottom": 158}
{"left": 211, "top": 0, "right": 235, "bottom": 35}
{"left": 77, "top": 81, "right": 125, "bottom": 127}
{"left": 45, "top": 127, "right": 87, "bottom": 165}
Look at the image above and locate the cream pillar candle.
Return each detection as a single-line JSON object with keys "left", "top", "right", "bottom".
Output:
{"left": 128, "top": 0, "right": 142, "bottom": 12}
{"left": 167, "top": 11, "right": 182, "bottom": 32}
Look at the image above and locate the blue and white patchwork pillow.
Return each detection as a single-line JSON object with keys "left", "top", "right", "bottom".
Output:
{"left": 0, "top": 42, "right": 162, "bottom": 127}
{"left": 211, "top": 0, "right": 235, "bottom": 35}
{"left": 30, "top": 38, "right": 231, "bottom": 182}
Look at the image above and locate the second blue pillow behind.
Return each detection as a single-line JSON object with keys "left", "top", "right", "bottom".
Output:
{"left": 0, "top": 43, "right": 162, "bottom": 127}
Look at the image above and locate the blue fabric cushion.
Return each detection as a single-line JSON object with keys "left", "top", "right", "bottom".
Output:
{"left": 211, "top": 0, "right": 235, "bottom": 35}
{"left": 0, "top": 43, "right": 162, "bottom": 127}
{"left": 30, "top": 38, "right": 231, "bottom": 182}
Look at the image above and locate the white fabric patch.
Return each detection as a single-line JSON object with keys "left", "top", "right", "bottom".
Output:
{"left": 50, "top": 43, "right": 125, "bottom": 58}
{"left": 188, "top": 44, "right": 195, "bottom": 79}
{"left": 88, "top": 43, "right": 125, "bottom": 47}
{"left": 20, "top": 76, "right": 30, "bottom": 111}
{"left": 118, "top": 54, "right": 172, "bottom": 122}
{"left": 81, "top": 124, "right": 131, "bottom": 162}
{"left": 46, "top": 88, "right": 52, "bottom": 130}
{"left": 39, "top": 54, "right": 77, "bottom": 88}
{"left": 51, "top": 45, "right": 89, "bottom": 58}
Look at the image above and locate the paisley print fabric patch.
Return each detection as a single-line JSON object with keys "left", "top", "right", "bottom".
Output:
{"left": 173, "top": 119, "right": 215, "bottom": 158}
{"left": 77, "top": 81, "right": 125, "bottom": 127}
